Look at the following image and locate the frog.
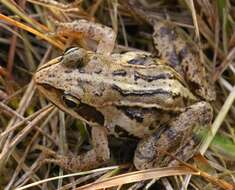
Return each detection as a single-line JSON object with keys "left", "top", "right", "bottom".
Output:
{"left": 34, "top": 6, "right": 215, "bottom": 171}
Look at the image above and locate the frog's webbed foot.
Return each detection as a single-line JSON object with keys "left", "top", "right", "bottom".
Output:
{"left": 134, "top": 101, "right": 213, "bottom": 170}
{"left": 45, "top": 127, "right": 110, "bottom": 172}
{"left": 54, "top": 19, "right": 116, "bottom": 55}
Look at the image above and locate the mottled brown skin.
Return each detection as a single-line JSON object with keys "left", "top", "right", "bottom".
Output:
{"left": 134, "top": 101, "right": 212, "bottom": 169}
{"left": 34, "top": 6, "right": 214, "bottom": 171}
{"left": 35, "top": 48, "right": 198, "bottom": 138}
{"left": 55, "top": 19, "right": 116, "bottom": 55}
{"left": 47, "top": 127, "right": 109, "bottom": 171}
{"left": 128, "top": 0, "right": 215, "bottom": 102}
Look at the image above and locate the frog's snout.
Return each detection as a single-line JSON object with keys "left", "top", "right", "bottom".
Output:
{"left": 34, "top": 56, "right": 63, "bottom": 84}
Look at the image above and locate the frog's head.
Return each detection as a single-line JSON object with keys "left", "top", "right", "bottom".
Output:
{"left": 34, "top": 47, "right": 105, "bottom": 126}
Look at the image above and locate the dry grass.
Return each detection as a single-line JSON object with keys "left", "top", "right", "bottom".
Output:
{"left": 0, "top": 0, "right": 235, "bottom": 189}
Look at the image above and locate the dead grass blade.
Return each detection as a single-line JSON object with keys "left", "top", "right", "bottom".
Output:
{"left": 0, "top": 104, "right": 52, "bottom": 139}
{"left": 0, "top": 13, "right": 64, "bottom": 49}
{"left": 0, "top": 0, "right": 44, "bottom": 31}
{"left": 0, "top": 104, "right": 54, "bottom": 168}
{"left": 76, "top": 166, "right": 198, "bottom": 190}
{"left": 16, "top": 166, "right": 120, "bottom": 190}
{"left": 26, "top": 0, "right": 81, "bottom": 12}
{"left": 213, "top": 46, "right": 235, "bottom": 81}
{"left": 77, "top": 163, "right": 235, "bottom": 190}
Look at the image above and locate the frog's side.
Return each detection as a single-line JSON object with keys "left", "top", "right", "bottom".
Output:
{"left": 34, "top": 8, "right": 214, "bottom": 171}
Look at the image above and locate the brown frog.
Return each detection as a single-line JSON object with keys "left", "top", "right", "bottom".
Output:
{"left": 34, "top": 7, "right": 215, "bottom": 171}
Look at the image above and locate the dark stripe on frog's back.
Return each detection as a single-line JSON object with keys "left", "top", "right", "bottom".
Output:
{"left": 134, "top": 71, "right": 173, "bottom": 82}
{"left": 110, "top": 66, "right": 175, "bottom": 98}
{"left": 118, "top": 54, "right": 182, "bottom": 83}
{"left": 112, "top": 84, "right": 172, "bottom": 97}
{"left": 112, "top": 68, "right": 174, "bottom": 83}
{"left": 112, "top": 69, "right": 127, "bottom": 76}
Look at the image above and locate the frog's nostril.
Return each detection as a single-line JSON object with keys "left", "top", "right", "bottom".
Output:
{"left": 34, "top": 72, "right": 41, "bottom": 83}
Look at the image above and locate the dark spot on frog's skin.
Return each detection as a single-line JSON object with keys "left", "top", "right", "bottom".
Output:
{"left": 148, "top": 124, "right": 155, "bottom": 131}
{"left": 48, "top": 74, "right": 55, "bottom": 78}
{"left": 112, "top": 84, "right": 172, "bottom": 97}
{"left": 112, "top": 69, "right": 127, "bottom": 76}
{"left": 65, "top": 69, "right": 73, "bottom": 73}
{"left": 117, "top": 106, "right": 145, "bottom": 123}
{"left": 94, "top": 68, "right": 102, "bottom": 74}
{"left": 65, "top": 78, "right": 72, "bottom": 82}
{"left": 178, "top": 46, "right": 189, "bottom": 60}
{"left": 166, "top": 127, "right": 178, "bottom": 140}
{"left": 134, "top": 71, "right": 172, "bottom": 82}
{"left": 184, "top": 64, "right": 189, "bottom": 75}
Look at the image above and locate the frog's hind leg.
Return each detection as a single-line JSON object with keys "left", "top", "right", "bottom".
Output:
{"left": 133, "top": 101, "right": 213, "bottom": 170}
{"left": 128, "top": 0, "right": 215, "bottom": 101}
{"left": 54, "top": 19, "right": 116, "bottom": 55}
{"left": 45, "top": 127, "right": 110, "bottom": 172}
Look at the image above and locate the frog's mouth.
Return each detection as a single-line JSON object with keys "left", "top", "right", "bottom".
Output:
{"left": 36, "top": 84, "right": 104, "bottom": 126}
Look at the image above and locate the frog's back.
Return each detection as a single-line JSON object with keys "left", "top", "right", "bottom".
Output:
{"left": 76, "top": 51, "right": 198, "bottom": 111}
{"left": 34, "top": 48, "right": 197, "bottom": 112}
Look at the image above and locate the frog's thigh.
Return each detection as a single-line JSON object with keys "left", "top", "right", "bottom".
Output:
{"left": 55, "top": 20, "right": 116, "bottom": 55}
{"left": 134, "top": 101, "right": 213, "bottom": 170}
{"left": 46, "top": 127, "right": 110, "bottom": 172}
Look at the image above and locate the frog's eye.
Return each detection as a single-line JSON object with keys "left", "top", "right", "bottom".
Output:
{"left": 61, "top": 47, "right": 86, "bottom": 68}
{"left": 62, "top": 94, "right": 80, "bottom": 108}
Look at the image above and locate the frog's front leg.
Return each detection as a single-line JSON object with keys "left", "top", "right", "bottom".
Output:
{"left": 134, "top": 101, "right": 213, "bottom": 170}
{"left": 55, "top": 20, "right": 116, "bottom": 55}
{"left": 46, "top": 127, "right": 110, "bottom": 172}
